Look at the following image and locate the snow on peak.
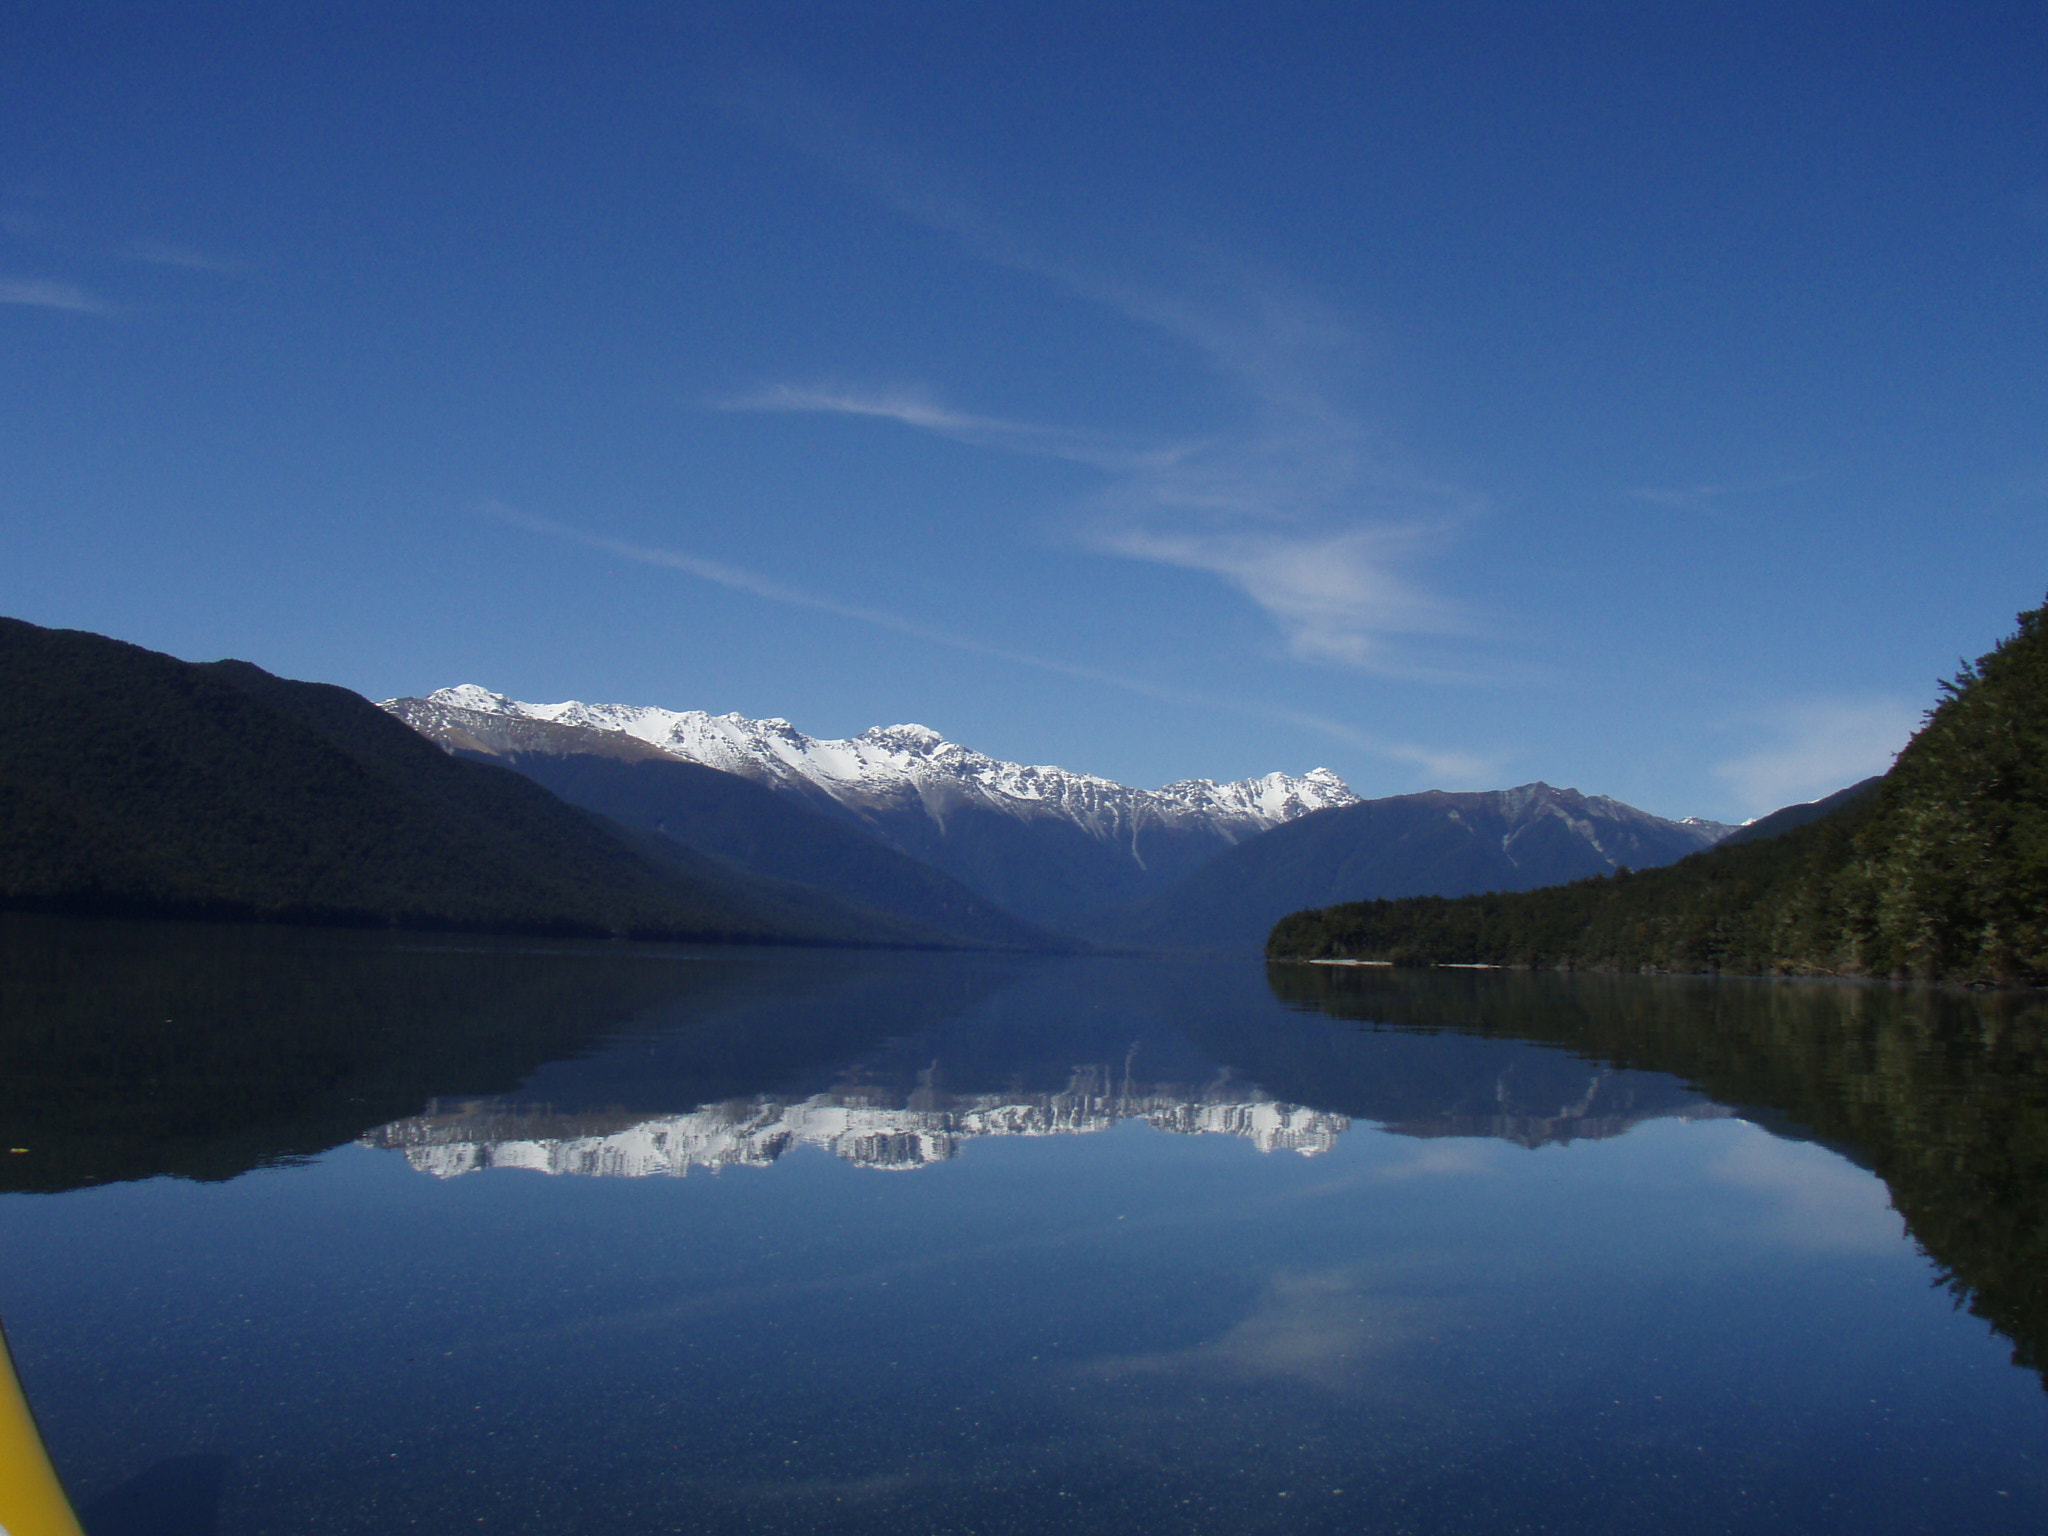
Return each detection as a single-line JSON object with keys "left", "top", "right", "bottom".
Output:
{"left": 857, "top": 723, "right": 963, "bottom": 765}
{"left": 1156, "top": 766, "right": 1360, "bottom": 822}
{"left": 427, "top": 683, "right": 518, "bottom": 714}
{"left": 395, "top": 686, "right": 1356, "bottom": 838}
{"left": 868, "top": 723, "right": 944, "bottom": 746}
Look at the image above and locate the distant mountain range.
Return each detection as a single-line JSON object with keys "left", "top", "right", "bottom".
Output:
{"left": 0, "top": 618, "right": 1020, "bottom": 948}
{"left": 385, "top": 687, "right": 1358, "bottom": 929}
{"left": 387, "top": 687, "right": 1735, "bottom": 944}
{"left": 1, "top": 613, "right": 1769, "bottom": 952}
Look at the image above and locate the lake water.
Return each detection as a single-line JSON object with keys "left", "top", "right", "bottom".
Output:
{"left": 2, "top": 914, "right": 2045, "bottom": 1534}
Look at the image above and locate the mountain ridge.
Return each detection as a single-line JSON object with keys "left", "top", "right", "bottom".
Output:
{"left": 394, "top": 685, "right": 1360, "bottom": 833}
{"left": 448, "top": 732, "right": 1062, "bottom": 951}
{"left": 386, "top": 687, "right": 1740, "bottom": 945}
{"left": 1101, "top": 780, "right": 1736, "bottom": 952}
{"left": 385, "top": 688, "right": 1363, "bottom": 931}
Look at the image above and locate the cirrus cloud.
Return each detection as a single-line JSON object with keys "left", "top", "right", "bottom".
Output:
{"left": 1713, "top": 696, "right": 1918, "bottom": 817}
{"left": 0, "top": 277, "right": 108, "bottom": 313}
{"left": 720, "top": 81, "right": 1485, "bottom": 682}
{"left": 489, "top": 501, "right": 1490, "bottom": 781}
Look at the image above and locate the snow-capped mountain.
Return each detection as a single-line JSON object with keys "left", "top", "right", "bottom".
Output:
{"left": 384, "top": 687, "right": 1359, "bottom": 931}
{"left": 402, "top": 685, "right": 1356, "bottom": 835}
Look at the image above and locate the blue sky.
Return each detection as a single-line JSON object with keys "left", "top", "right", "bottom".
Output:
{"left": 3, "top": 3, "right": 2042, "bottom": 821}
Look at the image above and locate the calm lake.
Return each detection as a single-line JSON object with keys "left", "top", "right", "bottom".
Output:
{"left": 2, "top": 914, "right": 2045, "bottom": 1534}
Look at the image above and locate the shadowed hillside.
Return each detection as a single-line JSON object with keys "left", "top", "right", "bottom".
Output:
{"left": 0, "top": 618, "right": 963, "bottom": 947}
{"left": 1106, "top": 782, "right": 1727, "bottom": 953}
{"left": 1270, "top": 592, "right": 2048, "bottom": 984}
{"left": 382, "top": 705, "right": 1060, "bottom": 950}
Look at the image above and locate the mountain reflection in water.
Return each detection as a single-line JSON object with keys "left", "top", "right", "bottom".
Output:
{"left": 363, "top": 1041, "right": 1730, "bottom": 1179}
{"left": 7, "top": 913, "right": 2042, "bottom": 1389}
{"left": 366, "top": 1071, "right": 1352, "bottom": 1175}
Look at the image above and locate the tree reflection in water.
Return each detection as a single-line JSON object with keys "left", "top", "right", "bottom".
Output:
{"left": 1266, "top": 963, "right": 2048, "bottom": 1385}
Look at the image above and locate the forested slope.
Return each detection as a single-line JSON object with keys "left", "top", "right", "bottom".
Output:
{"left": 0, "top": 618, "right": 955, "bottom": 945}
{"left": 1269, "top": 593, "right": 2048, "bottom": 984}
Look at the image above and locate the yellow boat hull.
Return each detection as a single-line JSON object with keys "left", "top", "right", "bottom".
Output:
{"left": 0, "top": 1321, "right": 85, "bottom": 1536}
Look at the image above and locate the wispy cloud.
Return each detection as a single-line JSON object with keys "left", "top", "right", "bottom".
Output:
{"left": 737, "top": 375, "right": 1481, "bottom": 679}
{"left": 1626, "top": 470, "right": 1821, "bottom": 514}
{"left": 725, "top": 383, "right": 1152, "bottom": 470}
{"left": 1380, "top": 743, "right": 1503, "bottom": 786}
{"left": 1713, "top": 696, "right": 1918, "bottom": 817}
{"left": 720, "top": 80, "right": 1482, "bottom": 679}
{"left": 1096, "top": 522, "right": 1468, "bottom": 672}
{"left": 0, "top": 277, "right": 108, "bottom": 313}
{"left": 488, "top": 501, "right": 1279, "bottom": 704}
{"left": 490, "top": 503, "right": 1486, "bottom": 783}
{"left": 126, "top": 238, "right": 242, "bottom": 274}
{"left": 490, "top": 503, "right": 946, "bottom": 631}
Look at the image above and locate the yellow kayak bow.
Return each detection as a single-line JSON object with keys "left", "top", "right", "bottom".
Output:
{"left": 0, "top": 1319, "right": 85, "bottom": 1536}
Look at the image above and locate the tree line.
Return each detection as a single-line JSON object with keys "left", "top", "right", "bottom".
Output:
{"left": 1270, "top": 592, "right": 2048, "bottom": 985}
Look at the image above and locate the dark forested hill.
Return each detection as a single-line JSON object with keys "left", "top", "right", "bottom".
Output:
{"left": 0, "top": 618, "right": 969, "bottom": 946}
{"left": 1269, "top": 593, "right": 2048, "bottom": 984}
